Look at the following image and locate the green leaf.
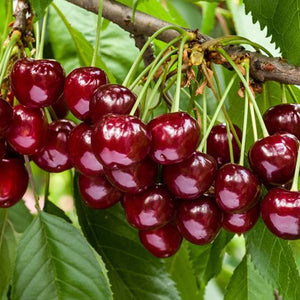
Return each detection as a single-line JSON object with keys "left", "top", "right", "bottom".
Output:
{"left": 201, "top": 2, "right": 217, "bottom": 35}
{"left": 51, "top": 2, "right": 116, "bottom": 83}
{"left": 30, "top": 0, "right": 53, "bottom": 21}
{"left": 188, "top": 230, "right": 234, "bottom": 296}
{"left": 8, "top": 201, "right": 33, "bottom": 233}
{"left": 44, "top": 200, "right": 72, "bottom": 223}
{"left": 245, "top": 219, "right": 300, "bottom": 300}
{"left": 0, "top": 209, "right": 18, "bottom": 299}
{"left": 73, "top": 174, "right": 181, "bottom": 300}
{"left": 165, "top": 241, "right": 200, "bottom": 300}
{"left": 12, "top": 211, "right": 112, "bottom": 300}
{"left": 224, "top": 255, "right": 274, "bottom": 300}
{"left": 244, "top": 0, "right": 300, "bottom": 65}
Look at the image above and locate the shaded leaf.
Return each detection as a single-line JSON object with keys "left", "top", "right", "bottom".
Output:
{"left": 0, "top": 209, "right": 18, "bottom": 299}
{"left": 245, "top": 219, "right": 300, "bottom": 300}
{"left": 73, "top": 174, "right": 181, "bottom": 300}
{"left": 224, "top": 254, "right": 274, "bottom": 300}
{"left": 12, "top": 211, "right": 112, "bottom": 300}
{"left": 30, "top": 0, "right": 53, "bottom": 21}
{"left": 8, "top": 201, "right": 33, "bottom": 233}
{"left": 244, "top": 0, "right": 300, "bottom": 65}
{"left": 44, "top": 200, "right": 71, "bottom": 223}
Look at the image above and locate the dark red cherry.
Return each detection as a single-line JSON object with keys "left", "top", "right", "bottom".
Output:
{"left": 248, "top": 133, "right": 298, "bottom": 186}
{"left": 90, "top": 84, "right": 137, "bottom": 123}
{"left": 0, "top": 98, "right": 13, "bottom": 137}
{"left": 7, "top": 105, "right": 48, "bottom": 155}
{"left": 51, "top": 94, "right": 69, "bottom": 119}
{"left": 10, "top": 58, "right": 65, "bottom": 108}
{"left": 139, "top": 223, "right": 182, "bottom": 258}
{"left": 222, "top": 205, "right": 260, "bottom": 234}
{"left": 207, "top": 123, "right": 242, "bottom": 166}
{"left": 176, "top": 195, "right": 222, "bottom": 245}
{"left": 68, "top": 123, "right": 104, "bottom": 177}
{"left": 105, "top": 157, "right": 158, "bottom": 194}
{"left": 163, "top": 151, "right": 217, "bottom": 200}
{"left": 0, "top": 140, "right": 6, "bottom": 159}
{"left": 78, "top": 173, "right": 122, "bottom": 209}
{"left": 215, "top": 163, "right": 261, "bottom": 213}
{"left": 147, "top": 112, "right": 201, "bottom": 165}
{"left": 263, "top": 104, "right": 300, "bottom": 139}
{"left": 64, "top": 67, "right": 108, "bottom": 121}
{"left": 123, "top": 184, "right": 174, "bottom": 230}
{"left": 32, "top": 119, "right": 75, "bottom": 172}
{"left": 92, "top": 114, "right": 151, "bottom": 169}
{"left": 0, "top": 159, "right": 29, "bottom": 208}
{"left": 261, "top": 188, "right": 300, "bottom": 240}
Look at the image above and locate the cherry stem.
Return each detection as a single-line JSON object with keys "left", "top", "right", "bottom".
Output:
{"left": 24, "top": 155, "right": 41, "bottom": 211}
{"left": 91, "top": 0, "right": 103, "bottom": 67}
{"left": 217, "top": 48, "right": 269, "bottom": 137}
{"left": 202, "top": 87, "right": 208, "bottom": 153}
{"left": 226, "top": 121, "right": 234, "bottom": 163}
{"left": 291, "top": 144, "right": 300, "bottom": 192}
{"left": 44, "top": 172, "right": 50, "bottom": 203}
{"left": 286, "top": 85, "right": 299, "bottom": 104}
{"left": 171, "top": 34, "right": 189, "bottom": 113}
{"left": 281, "top": 84, "right": 287, "bottom": 104}
{"left": 239, "top": 62, "right": 250, "bottom": 166}
{"left": 122, "top": 25, "right": 186, "bottom": 87}
{"left": 198, "top": 73, "right": 237, "bottom": 152}
{"left": 36, "top": 7, "right": 48, "bottom": 60}
{"left": 249, "top": 101, "right": 257, "bottom": 141}
{"left": 34, "top": 21, "right": 40, "bottom": 59}
{"left": 129, "top": 61, "right": 154, "bottom": 90}
{"left": 0, "top": 32, "right": 19, "bottom": 89}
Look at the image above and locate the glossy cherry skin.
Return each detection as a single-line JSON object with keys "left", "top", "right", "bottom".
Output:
{"left": 7, "top": 105, "right": 48, "bottom": 155}
{"left": 90, "top": 84, "right": 137, "bottom": 123}
{"left": 263, "top": 104, "right": 300, "bottom": 139}
{"left": 51, "top": 94, "right": 69, "bottom": 119}
{"left": 215, "top": 163, "right": 261, "bottom": 213}
{"left": 10, "top": 58, "right": 65, "bottom": 108}
{"left": 78, "top": 173, "right": 122, "bottom": 209}
{"left": 92, "top": 114, "right": 151, "bottom": 169}
{"left": 0, "top": 98, "right": 13, "bottom": 137}
{"left": 176, "top": 195, "right": 222, "bottom": 245}
{"left": 68, "top": 123, "right": 104, "bottom": 177}
{"left": 248, "top": 133, "right": 298, "bottom": 186}
{"left": 147, "top": 112, "right": 201, "bottom": 165}
{"left": 123, "top": 184, "right": 175, "bottom": 230}
{"left": 139, "top": 223, "right": 182, "bottom": 258}
{"left": 261, "top": 188, "right": 300, "bottom": 239}
{"left": 64, "top": 67, "right": 108, "bottom": 121}
{"left": 32, "top": 120, "right": 75, "bottom": 172}
{"left": 105, "top": 156, "right": 158, "bottom": 194}
{"left": 207, "top": 123, "right": 242, "bottom": 166}
{"left": 222, "top": 205, "right": 260, "bottom": 234}
{"left": 0, "top": 159, "right": 29, "bottom": 208}
{"left": 0, "top": 140, "right": 6, "bottom": 159}
{"left": 163, "top": 151, "right": 217, "bottom": 200}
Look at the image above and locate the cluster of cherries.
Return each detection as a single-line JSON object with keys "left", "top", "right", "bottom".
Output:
{"left": 0, "top": 57, "right": 300, "bottom": 258}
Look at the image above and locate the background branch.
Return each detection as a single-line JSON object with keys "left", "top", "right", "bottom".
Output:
{"left": 66, "top": 0, "right": 300, "bottom": 86}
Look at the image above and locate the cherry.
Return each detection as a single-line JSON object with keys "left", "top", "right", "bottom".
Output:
{"left": 51, "top": 94, "right": 69, "bottom": 119}
{"left": 68, "top": 123, "right": 104, "bottom": 177}
{"left": 7, "top": 105, "right": 48, "bottom": 155}
{"left": 263, "top": 104, "right": 300, "bottom": 139}
{"left": 139, "top": 223, "right": 182, "bottom": 258}
{"left": 92, "top": 114, "right": 151, "bottom": 169}
{"left": 123, "top": 184, "right": 174, "bottom": 230}
{"left": 90, "top": 84, "right": 137, "bottom": 123}
{"left": 163, "top": 151, "right": 217, "bottom": 200}
{"left": 176, "top": 195, "right": 222, "bottom": 245}
{"left": 261, "top": 188, "right": 300, "bottom": 240}
{"left": 215, "top": 163, "right": 261, "bottom": 213}
{"left": 222, "top": 205, "right": 260, "bottom": 234}
{"left": 0, "top": 98, "right": 13, "bottom": 137}
{"left": 0, "top": 159, "right": 29, "bottom": 208}
{"left": 78, "top": 173, "right": 122, "bottom": 209}
{"left": 10, "top": 58, "right": 65, "bottom": 108}
{"left": 64, "top": 67, "right": 108, "bottom": 121}
{"left": 207, "top": 123, "right": 242, "bottom": 166}
{"left": 0, "top": 140, "right": 6, "bottom": 159}
{"left": 105, "top": 156, "right": 158, "bottom": 194}
{"left": 248, "top": 133, "right": 298, "bottom": 186}
{"left": 32, "top": 119, "right": 75, "bottom": 172}
{"left": 147, "top": 112, "right": 201, "bottom": 165}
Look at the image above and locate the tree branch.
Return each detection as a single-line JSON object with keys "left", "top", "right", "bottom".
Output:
{"left": 66, "top": 0, "right": 300, "bottom": 86}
